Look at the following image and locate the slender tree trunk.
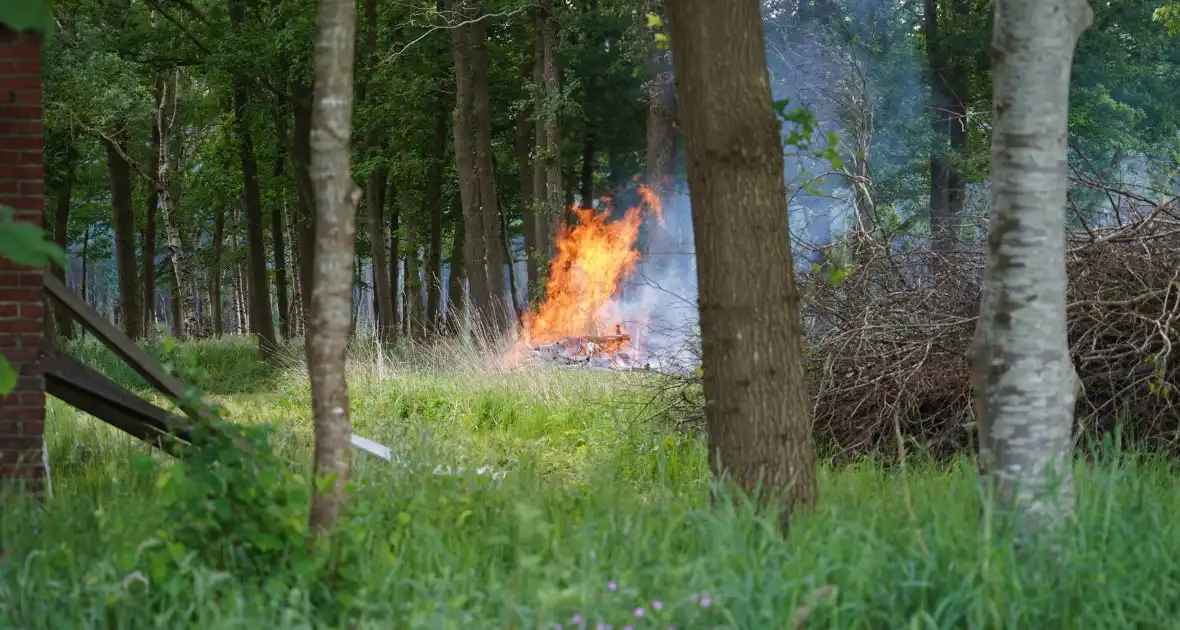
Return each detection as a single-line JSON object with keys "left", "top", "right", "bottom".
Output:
{"left": 387, "top": 174, "right": 401, "bottom": 340}
{"left": 102, "top": 133, "right": 145, "bottom": 339}
{"left": 971, "top": 0, "right": 1091, "bottom": 537}
{"left": 308, "top": 0, "right": 361, "bottom": 539}
{"left": 426, "top": 105, "right": 446, "bottom": 332}
{"left": 156, "top": 74, "right": 196, "bottom": 340}
{"left": 143, "top": 121, "right": 160, "bottom": 337}
{"left": 666, "top": 0, "right": 817, "bottom": 527}
{"left": 405, "top": 201, "right": 421, "bottom": 339}
{"left": 272, "top": 124, "right": 291, "bottom": 340}
{"left": 361, "top": 0, "right": 395, "bottom": 343}
{"left": 645, "top": 1, "right": 676, "bottom": 200}
{"left": 212, "top": 206, "right": 226, "bottom": 337}
{"left": 447, "top": 205, "right": 467, "bottom": 335}
{"left": 469, "top": 13, "right": 510, "bottom": 333}
{"left": 52, "top": 149, "right": 76, "bottom": 339}
{"left": 447, "top": 2, "right": 492, "bottom": 330}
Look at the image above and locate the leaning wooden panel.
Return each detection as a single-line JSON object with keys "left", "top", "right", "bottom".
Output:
{"left": 42, "top": 346, "right": 192, "bottom": 456}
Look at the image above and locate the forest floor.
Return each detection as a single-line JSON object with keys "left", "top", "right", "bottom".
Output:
{"left": 2, "top": 338, "right": 1179, "bottom": 629}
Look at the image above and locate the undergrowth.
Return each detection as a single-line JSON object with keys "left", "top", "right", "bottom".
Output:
{"left": 2, "top": 336, "right": 1179, "bottom": 629}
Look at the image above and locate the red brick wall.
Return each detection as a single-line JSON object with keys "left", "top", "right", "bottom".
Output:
{"left": 0, "top": 27, "right": 45, "bottom": 491}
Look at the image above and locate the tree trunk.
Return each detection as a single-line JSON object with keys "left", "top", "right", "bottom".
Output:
{"left": 156, "top": 74, "right": 196, "bottom": 340}
{"left": 447, "top": 203, "right": 467, "bottom": 335}
{"left": 308, "top": 0, "right": 361, "bottom": 539}
{"left": 229, "top": 0, "right": 279, "bottom": 359}
{"left": 387, "top": 174, "right": 401, "bottom": 340}
{"left": 272, "top": 118, "right": 292, "bottom": 340}
{"left": 447, "top": 1, "right": 492, "bottom": 332}
{"left": 469, "top": 12, "right": 510, "bottom": 334}
{"left": 212, "top": 206, "right": 225, "bottom": 337}
{"left": 666, "top": 0, "right": 817, "bottom": 527}
{"left": 645, "top": 2, "right": 677, "bottom": 200}
{"left": 405, "top": 196, "right": 421, "bottom": 339}
{"left": 517, "top": 47, "right": 540, "bottom": 305}
{"left": 293, "top": 83, "right": 318, "bottom": 325}
{"left": 143, "top": 121, "right": 160, "bottom": 337}
{"left": 361, "top": 0, "right": 395, "bottom": 343}
{"left": 539, "top": 3, "right": 563, "bottom": 259}
{"left": 925, "top": 0, "right": 969, "bottom": 253}
{"left": 102, "top": 134, "right": 145, "bottom": 340}
{"left": 970, "top": 0, "right": 1091, "bottom": 537}
{"left": 426, "top": 105, "right": 446, "bottom": 332}
{"left": 51, "top": 149, "right": 76, "bottom": 340}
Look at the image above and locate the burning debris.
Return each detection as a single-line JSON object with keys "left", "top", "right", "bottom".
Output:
{"left": 508, "top": 187, "right": 664, "bottom": 371}
{"left": 528, "top": 325, "right": 652, "bottom": 370}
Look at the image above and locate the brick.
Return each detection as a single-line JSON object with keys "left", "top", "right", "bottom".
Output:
{"left": 18, "top": 181, "right": 43, "bottom": 196}
{"left": 18, "top": 303, "right": 41, "bottom": 318}
{"left": 18, "top": 392, "right": 44, "bottom": 407}
{"left": 0, "top": 289, "right": 42, "bottom": 302}
{"left": 0, "top": 106, "right": 41, "bottom": 120}
{"left": 0, "top": 76, "right": 40, "bottom": 91}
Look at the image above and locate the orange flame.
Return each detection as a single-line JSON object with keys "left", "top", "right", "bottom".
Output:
{"left": 520, "top": 185, "right": 663, "bottom": 347}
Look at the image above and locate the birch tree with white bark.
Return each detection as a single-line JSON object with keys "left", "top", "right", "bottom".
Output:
{"left": 971, "top": 0, "right": 1093, "bottom": 536}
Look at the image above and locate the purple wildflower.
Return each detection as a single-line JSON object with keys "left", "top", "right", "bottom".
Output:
{"left": 634, "top": 607, "right": 645, "bottom": 617}
{"left": 652, "top": 600, "right": 664, "bottom": 611}
{"left": 608, "top": 581, "right": 618, "bottom": 592}
{"left": 699, "top": 594, "right": 712, "bottom": 608}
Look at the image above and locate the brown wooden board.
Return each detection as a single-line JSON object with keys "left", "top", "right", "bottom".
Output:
{"left": 42, "top": 346, "right": 192, "bottom": 456}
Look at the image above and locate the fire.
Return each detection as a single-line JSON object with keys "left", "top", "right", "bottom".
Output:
{"left": 519, "top": 185, "right": 662, "bottom": 354}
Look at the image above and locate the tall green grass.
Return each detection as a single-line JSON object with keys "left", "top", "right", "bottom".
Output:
{"left": 3, "top": 337, "right": 1180, "bottom": 629}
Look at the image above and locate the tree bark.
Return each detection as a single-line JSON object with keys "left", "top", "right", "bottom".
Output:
{"left": 447, "top": 4, "right": 492, "bottom": 330}
{"left": 645, "top": 1, "right": 677, "bottom": 200}
{"left": 308, "top": 0, "right": 361, "bottom": 539}
{"left": 102, "top": 133, "right": 145, "bottom": 340}
{"left": 387, "top": 174, "right": 401, "bottom": 339}
{"left": 970, "top": 0, "right": 1091, "bottom": 537}
{"left": 517, "top": 46, "right": 540, "bottom": 305}
{"left": 361, "top": 0, "right": 395, "bottom": 343}
{"left": 51, "top": 147, "right": 76, "bottom": 340}
{"left": 293, "top": 83, "right": 318, "bottom": 326}
{"left": 273, "top": 149, "right": 291, "bottom": 340}
{"left": 143, "top": 120, "right": 160, "bottom": 336}
{"left": 157, "top": 73, "right": 196, "bottom": 340}
{"left": 925, "top": 0, "right": 970, "bottom": 253}
{"left": 469, "top": 11, "right": 510, "bottom": 333}
{"left": 426, "top": 105, "right": 446, "bottom": 332}
{"left": 666, "top": 0, "right": 817, "bottom": 527}
{"left": 229, "top": 0, "right": 279, "bottom": 359}
{"left": 539, "top": 3, "right": 562, "bottom": 259}
{"left": 212, "top": 205, "right": 225, "bottom": 337}
{"left": 447, "top": 200, "right": 467, "bottom": 335}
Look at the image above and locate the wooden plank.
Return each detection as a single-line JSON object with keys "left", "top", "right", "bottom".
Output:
{"left": 42, "top": 347, "right": 191, "bottom": 456}
{"left": 43, "top": 274, "right": 196, "bottom": 413}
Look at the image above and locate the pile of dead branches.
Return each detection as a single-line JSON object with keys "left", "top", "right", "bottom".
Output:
{"left": 805, "top": 195, "right": 1180, "bottom": 459}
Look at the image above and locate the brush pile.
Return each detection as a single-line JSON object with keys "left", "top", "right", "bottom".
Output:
{"left": 804, "top": 185, "right": 1180, "bottom": 459}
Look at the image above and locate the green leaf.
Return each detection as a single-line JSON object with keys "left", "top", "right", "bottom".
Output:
{"left": 0, "top": 205, "right": 66, "bottom": 269}
{"left": 0, "top": 0, "right": 53, "bottom": 34}
{"left": 0, "top": 355, "right": 15, "bottom": 395}
{"left": 645, "top": 12, "right": 663, "bottom": 28}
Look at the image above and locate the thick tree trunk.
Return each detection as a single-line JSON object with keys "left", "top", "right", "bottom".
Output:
{"left": 469, "top": 14, "right": 510, "bottom": 333}
{"left": 666, "top": 0, "right": 817, "bottom": 527}
{"left": 293, "top": 83, "right": 318, "bottom": 325}
{"left": 447, "top": 5, "right": 492, "bottom": 330}
{"left": 426, "top": 106, "right": 446, "bottom": 332}
{"left": 229, "top": 0, "right": 279, "bottom": 359}
{"left": 644, "top": 4, "right": 676, "bottom": 200}
{"left": 361, "top": 0, "right": 395, "bottom": 343}
{"left": 102, "top": 134, "right": 145, "bottom": 340}
{"left": 308, "top": 0, "right": 360, "bottom": 539}
{"left": 539, "top": 4, "right": 562, "bottom": 259}
{"left": 970, "top": 0, "right": 1091, "bottom": 537}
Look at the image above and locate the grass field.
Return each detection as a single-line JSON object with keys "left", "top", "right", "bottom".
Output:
{"left": 2, "top": 337, "right": 1180, "bottom": 629}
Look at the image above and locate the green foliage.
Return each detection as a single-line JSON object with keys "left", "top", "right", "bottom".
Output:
{"left": 0, "top": 0, "right": 53, "bottom": 34}
{"left": 135, "top": 339, "right": 320, "bottom": 584}
{"left": 6, "top": 340, "right": 1180, "bottom": 626}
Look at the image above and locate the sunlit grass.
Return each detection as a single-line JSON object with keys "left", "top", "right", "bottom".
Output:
{"left": 2, "top": 336, "right": 1179, "bottom": 628}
